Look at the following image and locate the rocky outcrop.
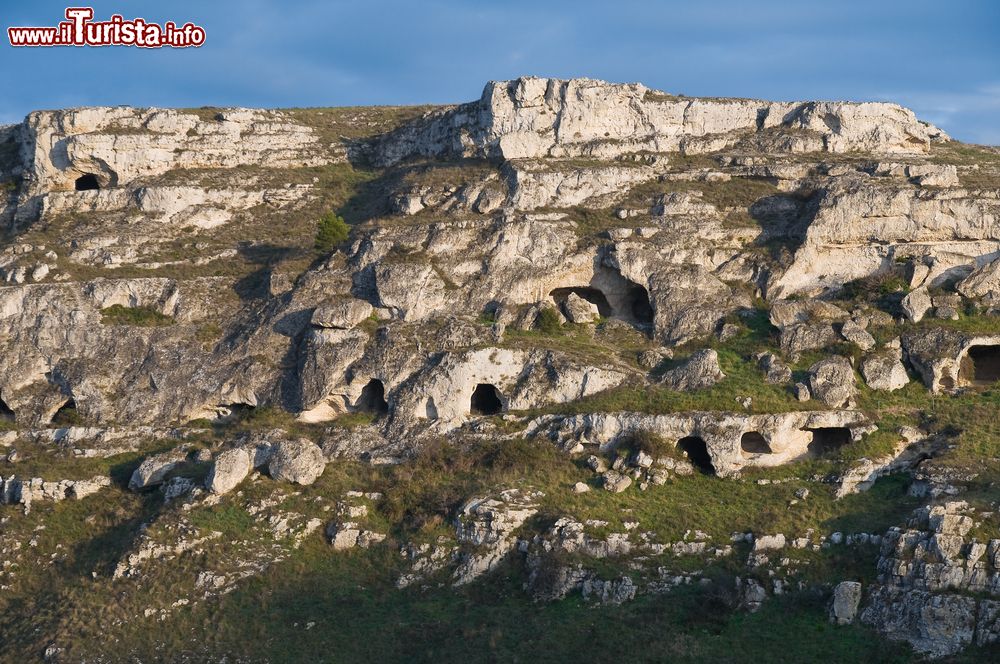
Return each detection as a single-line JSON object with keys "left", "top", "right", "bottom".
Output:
{"left": 862, "top": 502, "right": 1000, "bottom": 657}
{"left": 538, "top": 409, "right": 870, "bottom": 476}
{"left": 903, "top": 328, "right": 1000, "bottom": 392}
{"left": 376, "top": 77, "right": 942, "bottom": 165}
{"left": 453, "top": 489, "right": 540, "bottom": 585}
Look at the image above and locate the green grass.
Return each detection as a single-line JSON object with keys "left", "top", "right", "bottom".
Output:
{"left": 100, "top": 305, "right": 175, "bottom": 327}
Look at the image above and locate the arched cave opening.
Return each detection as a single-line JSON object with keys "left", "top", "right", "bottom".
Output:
{"left": 806, "top": 427, "right": 852, "bottom": 456}
{"left": 75, "top": 174, "right": 100, "bottom": 191}
{"left": 0, "top": 398, "right": 14, "bottom": 423}
{"left": 960, "top": 345, "right": 1000, "bottom": 386}
{"left": 740, "top": 431, "right": 771, "bottom": 456}
{"left": 470, "top": 383, "right": 503, "bottom": 416}
{"left": 678, "top": 436, "right": 715, "bottom": 475}
{"left": 625, "top": 283, "right": 654, "bottom": 325}
{"left": 51, "top": 399, "right": 81, "bottom": 426}
{"left": 356, "top": 379, "right": 389, "bottom": 416}
{"left": 549, "top": 287, "right": 613, "bottom": 318}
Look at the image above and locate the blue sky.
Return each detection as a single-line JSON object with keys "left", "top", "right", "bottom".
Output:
{"left": 1, "top": 0, "right": 997, "bottom": 143}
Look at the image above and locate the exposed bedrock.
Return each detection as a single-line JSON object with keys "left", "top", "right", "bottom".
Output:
{"left": 535, "top": 410, "right": 872, "bottom": 477}
{"left": 374, "top": 77, "right": 944, "bottom": 165}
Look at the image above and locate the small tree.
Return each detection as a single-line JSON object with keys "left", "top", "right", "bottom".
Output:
{"left": 315, "top": 212, "right": 350, "bottom": 253}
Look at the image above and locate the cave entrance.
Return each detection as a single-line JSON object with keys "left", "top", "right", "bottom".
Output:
{"left": 51, "top": 399, "right": 81, "bottom": 426}
{"left": 0, "top": 398, "right": 14, "bottom": 423}
{"left": 356, "top": 379, "right": 389, "bottom": 415}
{"left": 75, "top": 174, "right": 100, "bottom": 191}
{"left": 740, "top": 431, "right": 771, "bottom": 456}
{"left": 960, "top": 345, "right": 1000, "bottom": 386}
{"left": 625, "top": 283, "right": 654, "bottom": 325}
{"left": 678, "top": 436, "right": 715, "bottom": 475}
{"left": 549, "top": 287, "right": 613, "bottom": 318}
{"left": 806, "top": 427, "right": 852, "bottom": 456}
{"left": 470, "top": 383, "right": 503, "bottom": 416}
{"left": 215, "top": 403, "right": 255, "bottom": 421}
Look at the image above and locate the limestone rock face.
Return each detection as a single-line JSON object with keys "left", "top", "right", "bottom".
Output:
{"left": 376, "top": 77, "right": 940, "bottom": 165}
{"left": 807, "top": 357, "right": 857, "bottom": 408}
{"left": 267, "top": 439, "right": 326, "bottom": 485}
{"left": 311, "top": 297, "right": 374, "bottom": 330}
{"left": 542, "top": 409, "right": 869, "bottom": 477}
{"left": 20, "top": 107, "right": 329, "bottom": 199}
{"left": 861, "top": 502, "right": 1000, "bottom": 657}
{"left": 453, "top": 489, "right": 540, "bottom": 585}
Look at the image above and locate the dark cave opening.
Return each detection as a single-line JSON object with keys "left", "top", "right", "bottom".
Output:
{"left": 51, "top": 399, "right": 81, "bottom": 426}
{"left": 806, "top": 427, "right": 852, "bottom": 455}
{"left": 678, "top": 436, "right": 715, "bottom": 475}
{"left": 960, "top": 345, "right": 1000, "bottom": 386}
{"left": 740, "top": 431, "right": 771, "bottom": 456}
{"left": 356, "top": 379, "right": 389, "bottom": 415}
{"left": 549, "top": 287, "right": 614, "bottom": 318}
{"left": 74, "top": 173, "right": 100, "bottom": 191}
{"left": 470, "top": 383, "right": 503, "bottom": 416}
{"left": 0, "top": 398, "right": 14, "bottom": 423}
{"left": 625, "top": 283, "right": 654, "bottom": 325}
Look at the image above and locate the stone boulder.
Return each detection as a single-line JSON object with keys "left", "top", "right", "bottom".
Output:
{"left": 860, "top": 353, "right": 910, "bottom": 392}
{"left": 267, "top": 439, "right": 326, "bottom": 485}
{"left": 901, "top": 287, "right": 933, "bottom": 323}
{"left": 807, "top": 356, "right": 857, "bottom": 408}
{"left": 840, "top": 320, "right": 876, "bottom": 351}
{"left": 206, "top": 447, "right": 252, "bottom": 495}
{"left": 830, "top": 581, "right": 863, "bottom": 625}
{"left": 562, "top": 293, "right": 600, "bottom": 324}
{"left": 957, "top": 258, "right": 1000, "bottom": 300}
{"left": 756, "top": 352, "right": 792, "bottom": 384}
{"left": 661, "top": 349, "right": 725, "bottom": 391}
{"left": 128, "top": 449, "right": 187, "bottom": 491}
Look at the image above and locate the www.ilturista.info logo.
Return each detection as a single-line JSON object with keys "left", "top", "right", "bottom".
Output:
{"left": 8, "top": 7, "right": 206, "bottom": 48}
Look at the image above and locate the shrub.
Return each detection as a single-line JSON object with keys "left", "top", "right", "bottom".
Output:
{"left": 536, "top": 307, "right": 562, "bottom": 334}
{"left": 100, "top": 305, "right": 175, "bottom": 327}
{"left": 315, "top": 211, "right": 350, "bottom": 253}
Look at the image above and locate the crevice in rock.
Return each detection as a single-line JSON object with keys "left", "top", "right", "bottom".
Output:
{"left": 678, "top": 436, "right": 715, "bottom": 475}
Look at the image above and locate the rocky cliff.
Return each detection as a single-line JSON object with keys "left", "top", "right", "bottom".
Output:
{"left": 0, "top": 77, "right": 999, "bottom": 661}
